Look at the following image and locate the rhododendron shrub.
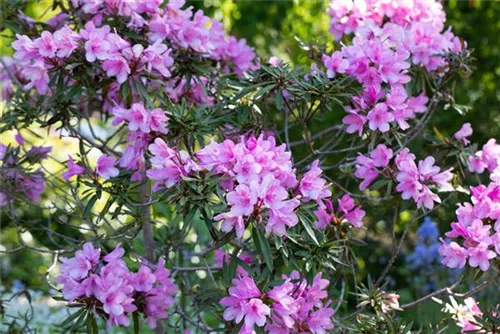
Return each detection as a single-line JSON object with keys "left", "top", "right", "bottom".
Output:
{"left": 1, "top": 0, "right": 499, "bottom": 333}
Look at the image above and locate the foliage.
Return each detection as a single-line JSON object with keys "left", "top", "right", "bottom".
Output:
{"left": 0, "top": 0, "right": 499, "bottom": 333}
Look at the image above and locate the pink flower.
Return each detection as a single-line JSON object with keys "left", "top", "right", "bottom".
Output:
{"left": 220, "top": 276, "right": 265, "bottom": 327}
{"left": 266, "top": 199, "right": 300, "bottom": 236}
{"left": 150, "top": 108, "right": 169, "bottom": 134}
{"left": 59, "top": 255, "right": 93, "bottom": 281}
{"left": 54, "top": 26, "right": 79, "bottom": 58}
{"left": 233, "top": 154, "right": 262, "bottom": 184}
{"left": 103, "top": 244, "right": 125, "bottom": 263}
{"left": 322, "top": 51, "right": 349, "bottom": 78}
{"left": 314, "top": 206, "right": 333, "bottom": 229}
{"left": 62, "top": 155, "right": 85, "bottom": 180}
{"left": 268, "top": 56, "right": 282, "bottom": 67}
{"left": 354, "top": 154, "right": 379, "bottom": 190}
{"left": 126, "top": 103, "right": 151, "bottom": 133}
{"left": 243, "top": 298, "right": 271, "bottom": 328}
{"left": 96, "top": 154, "right": 119, "bottom": 180}
{"left": 299, "top": 160, "right": 331, "bottom": 202}
{"left": 338, "top": 194, "right": 355, "bottom": 213}
{"left": 417, "top": 185, "right": 441, "bottom": 209}
{"left": 469, "top": 155, "right": 487, "bottom": 174}
{"left": 215, "top": 212, "right": 246, "bottom": 238}
{"left": 370, "top": 144, "right": 393, "bottom": 168}
{"left": 439, "top": 241, "right": 468, "bottom": 269}
{"left": 21, "top": 59, "right": 50, "bottom": 94}
{"left": 131, "top": 265, "right": 157, "bottom": 292}
{"left": 260, "top": 175, "right": 288, "bottom": 209}
{"left": 34, "top": 31, "right": 57, "bottom": 58}
{"left": 418, "top": 156, "right": 441, "bottom": 180}
{"left": 454, "top": 123, "right": 473, "bottom": 146}
{"left": 342, "top": 112, "right": 366, "bottom": 136}
{"left": 306, "top": 306, "right": 335, "bottom": 333}
{"left": 12, "top": 34, "right": 39, "bottom": 62}
{"left": 345, "top": 207, "right": 365, "bottom": 227}
{"left": 227, "top": 184, "right": 258, "bottom": 216}
{"left": 468, "top": 243, "right": 497, "bottom": 271}
{"left": 366, "top": 103, "right": 394, "bottom": 132}
{"left": 103, "top": 57, "right": 131, "bottom": 84}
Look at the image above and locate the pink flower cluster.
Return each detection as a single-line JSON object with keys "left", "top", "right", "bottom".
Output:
{"left": 12, "top": 21, "right": 174, "bottom": 92}
{"left": 146, "top": 138, "right": 199, "bottom": 189}
{"left": 220, "top": 271, "right": 334, "bottom": 333}
{"left": 0, "top": 136, "right": 50, "bottom": 207}
{"left": 395, "top": 149, "right": 453, "bottom": 209}
{"left": 63, "top": 102, "right": 171, "bottom": 182}
{"left": 354, "top": 145, "right": 453, "bottom": 209}
{"left": 147, "top": 1, "right": 259, "bottom": 76}
{"left": 468, "top": 139, "right": 500, "bottom": 183}
{"left": 314, "top": 194, "right": 365, "bottom": 229}
{"left": 148, "top": 135, "right": 332, "bottom": 237}
{"left": 11, "top": 0, "right": 258, "bottom": 106}
{"left": 439, "top": 183, "right": 500, "bottom": 272}
{"left": 197, "top": 136, "right": 331, "bottom": 236}
{"left": 69, "top": 0, "right": 162, "bottom": 21}
{"left": 328, "top": 0, "right": 446, "bottom": 41}
{"left": 323, "top": 27, "right": 431, "bottom": 135}
{"left": 324, "top": 0, "right": 464, "bottom": 136}
{"left": 67, "top": 0, "right": 258, "bottom": 76}
{"left": 56, "top": 243, "right": 177, "bottom": 329}
{"left": 354, "top": 144, "right": 393, "bottom": 190}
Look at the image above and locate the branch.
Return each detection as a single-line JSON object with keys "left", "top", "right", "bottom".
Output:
{"left": 375, "top": 210, "right": 418, "bottom": 287}
{"left": 289, "top": 125, "right": 343, "bottom": 147}
{"left": 400, "top": 276, "right": 464, "bottom": 310}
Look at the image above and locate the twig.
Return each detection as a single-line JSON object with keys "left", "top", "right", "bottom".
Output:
{"left": 289, "top": 125, "right": 343, "bottom": 147}
{"left": 374, "top": 210, "right": 418, "bottom": 287}
{"left": 400, "top": 276, "right": 464, "bottom": 310}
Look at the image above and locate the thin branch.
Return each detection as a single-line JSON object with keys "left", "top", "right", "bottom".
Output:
{"left": 400, "top": 276, "right": 465, "bottom": 310}
{"left": 289, "top": 125, "right": 343, "bottom": 147}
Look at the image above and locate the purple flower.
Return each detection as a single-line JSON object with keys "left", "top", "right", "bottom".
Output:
{"left": 454, "top": 123, "right": 473, "bottom": 146}
{"left": 103, "top": 57, "right": 130, "bottom": 84}
{"left": 62, "top": 155, "right": 85, "bottom": 180}
{"left": 96, "top": 154, "right": 119, "bottom": 180}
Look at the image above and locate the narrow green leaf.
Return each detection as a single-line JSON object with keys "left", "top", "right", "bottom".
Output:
{"left": 83, "top": 195, "right": 98, "bottom": 218}
{"left": 228, "top": 254, "right": 238, "bottom": 280}
{"left": 87, "top": 311, "right": 98, "bottom": 334}
{"left": 59, "top": 308, "right": 85, "bottom": 328}
{"left": 300, "top": 216, "right": 319, "bottom": 246}
{"left": 253, "top": 226, "right": 273, "bottom": 271}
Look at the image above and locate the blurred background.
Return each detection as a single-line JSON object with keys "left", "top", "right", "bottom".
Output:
{"left": 1, "top": 0, "right": 499, "bottom": 331}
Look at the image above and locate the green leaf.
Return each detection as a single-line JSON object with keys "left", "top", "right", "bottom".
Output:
{"left": 59, "top": 308, "right": 86, "bottom": 328}
{"left": 275, "top": 89, "right": 284, "bottom": 110}
{"left": 83, "top": 195, "right": 98, "bottom": 218}
{"left": 300, "top": 216, "right": 319, "bottom": 246}
{"left": 52, "top": 295, "right": 68, "bottom": 302}
{"left": 87, "top": 311, "right": 98, "bottom": 334}
{"left": 236, "top": 257, "right": 254, "bottom": 276}
{"left": 253, "top": 84, "right": 277, "bottom": 101}
{"left": 252, "top": 226, "right": 273, "bottom": 271}
{"left": 222, "top": 257, "right": 230, "bottom": 286}
{"left": 231, "top": 321, "right": 244, "bottom": 333}
{"left": 228, "top": 254, "right": 238, "bottom": 280}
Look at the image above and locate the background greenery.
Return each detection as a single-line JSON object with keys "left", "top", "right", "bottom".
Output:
{"left": 1, "top": 0, "right": 499, "bottom": 331}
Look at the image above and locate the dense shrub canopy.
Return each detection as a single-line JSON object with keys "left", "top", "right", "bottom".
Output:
{"left": 0, "top": 0, "right": 499, "bottom": 333}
